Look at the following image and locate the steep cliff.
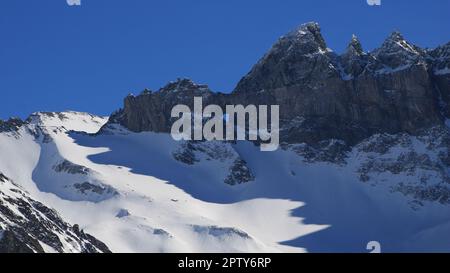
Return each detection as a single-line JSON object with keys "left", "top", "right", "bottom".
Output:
{"left": 107, "top": 22, "right": 449, "bottom": 147}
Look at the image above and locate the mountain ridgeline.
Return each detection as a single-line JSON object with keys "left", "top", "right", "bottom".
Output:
{"left": 2, "top": 22, "right": 450, "bottom": 253}
{"left": 107, "top": 22, "right": 450, "bottom": 147}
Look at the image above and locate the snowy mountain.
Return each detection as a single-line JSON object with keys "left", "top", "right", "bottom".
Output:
{"left": 0, "top": 172, "right": 110, "bottom": 253}
{"left": 1, "top": 22, "right": 450, "bottom": 253}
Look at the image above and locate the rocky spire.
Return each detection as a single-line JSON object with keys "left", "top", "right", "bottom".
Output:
{"left": 233, "top": 22, "right": 335, "bottom": 93}
{"left": 371, "top": 30, "right": 423, "bottom": 70}
{"left": 159, "top": 78, "right": 209, "bottom": 93}
{"left": 376, "top": 31, "right": 420, "bottom": 55}
{"left": 284, "top": 22, "right": 328, "bottom": 52}
{"left": 340, "top": 35, "right": 368, "bottom": 79}
{"left": 387, "top": 31, "right": 404, "bottom": 42}
{"left": 429, "top": 41, "right": 450, "bottom": 70}
{"left": 140, "top": 88, "right": 152, "bottom": 95}
{"left": 346, "top": 34, "right": 364, "bottom": 56}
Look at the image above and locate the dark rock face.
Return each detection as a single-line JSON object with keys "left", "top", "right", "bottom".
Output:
{"left": 105, "top": 22, "right": 449, "bottom": 148}
{"left": 0, "top": 230, "right": 41, "bottom": 253}
{"left": 394, "top": 184, "right": 450, "bottom": 207}
{"left": 234, "top": 22, "right": 334, "bottom": 93}
{"left": 72, "top": 182, "right": 117, "bottom": 196}
{"left": 172, "top": 142, "right": 201, "bottom": 165}
{"left": 287, "top": 139, "right": 349, "bottom": 165}
{"left": 172, "top": 141, "right": 254, "bottom": 185}
{"left": 0, "top": 118, "right": 24, "bottom": 133}
{"left": 110, "top": 79, "right": 215, "bottom": 133}
{"left": 53, "top": 160, "right": 91, "bottom": 175}
{"left": 233, "top": 23, "right": 442, "bottom": 145}
{"left": 429, "top": 42, "right": 450, "bottom": 118}
{"left": 224, "top": 159, "right": 255, "bottom": 185}
{"left": 192, "top": 225, "right": 251, "bottom": 239}
{"left": 339, "top": 35, "right": 368, "bottom": 78}
{"left": 369, "top": 31, "right": 425, "bottom": 72}
{"left": 354, "top": 126, "right": 450, "bottom": 209}
{"left": 0, "top": 173, "right": 111, "bottom": 253}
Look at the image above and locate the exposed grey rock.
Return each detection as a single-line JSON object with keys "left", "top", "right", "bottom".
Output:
{"left": 393, "top": 183, "right": 450, "bottom": 206}
{"left": 369, "top": 31, "right": 425, "bottom": 73}
{"left": 0, "top": 229, "right": 43, "bottom": 253}
{"left": 287, "top": 139, "right": 349, "bottom": 165}
{"left": 172, "top": 142, "right": 201, "bottom": 165}
{"left": 192, "top": 225, "right": 251, "bottom": 239}
{"left": 428, "top": 42, "right": 450, "bottom": 118}
{"left": 173, "top": 141, "right": 235, "bottom": 163}
{"left": 355, "top": 127, "right": 450, "bottom": 207}
{"left": 224, "top": 159, "right": 254, "bottom": 185}
{"left": 109, "top": 78, "right": 215, "bottom": 133}
{"left": 0, "top": 118, "right": 24, "bottom": 133}
{"left": 27, "top": 125, "right": 53, "bottom": 143}
{"left": 32, "top": 112, "right": 68, "bottom": 121}
{"left": 72, "top": 182, "right": 117, "bottom": 196}
{"left": 339, "top": 35, "right": 369, "bottom": 79}
{"left": 234, "top": 22, "right": 335, "bottom": 93}
{"left": 0, "top": 173, "right": 111, "bottom": 253}
{"left": 355, "top": 133, "right": 412, "bottom": 154}
{"left": 152, "top": 228, "right": 171, "bottom": 237}
{"left": 53, "top": 160, "right": 91, "bottom": 175}
{"left": 172, "top": 141, "right": 254, "bottom": 185}
{"left": 115, "top": 209, "right": 130, "bottom": 218}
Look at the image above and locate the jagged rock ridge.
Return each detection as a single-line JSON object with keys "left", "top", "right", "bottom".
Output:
{"left": 106, "top": 22, "right": 450, "bottom": 148}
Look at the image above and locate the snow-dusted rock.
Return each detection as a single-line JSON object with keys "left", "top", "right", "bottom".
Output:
{"left": 0, "top": 173, "right": 110, "bottom": 253}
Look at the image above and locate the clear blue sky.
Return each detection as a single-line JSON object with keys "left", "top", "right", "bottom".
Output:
{"left": 1, "top": 0, "right": 449, "bottom": 119}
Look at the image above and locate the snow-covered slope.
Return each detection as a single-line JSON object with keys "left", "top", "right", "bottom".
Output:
{"left": 0, "top": 112, "right": 313, "bottom": 252}
{"left": 1, "top": 111, "right": 450, "bottom": 252}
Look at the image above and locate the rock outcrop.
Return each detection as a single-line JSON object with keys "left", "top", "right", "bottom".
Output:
{"left": 0, "top": 118, "right": 24, "bottom": 133}
{"left": 429, "top": 42, "right": 450, "bottom": 118}
{"left": 0, "top": 172, "right": 111, "bottom": 253}
{"left": 109, "top": 79, "right": 215, "bottom": 133}
{"left": 172, "top": 141, "right": 255, "bottom": 185}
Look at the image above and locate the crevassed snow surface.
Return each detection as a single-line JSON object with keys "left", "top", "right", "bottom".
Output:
{"left": 1, "top": 111, "right": 450, "bottom": 252}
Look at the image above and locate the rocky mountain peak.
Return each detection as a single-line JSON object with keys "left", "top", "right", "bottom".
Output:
{"left": 140, "top": 88, "right": 152, "bottom": 95}
{"left": 0, "top": 117, "right": 24, "bottom": 133}
{"left": 387, "top": 30, "right": 404, "bottom": 42}
{"left": 233, "top": 22, "right": 336, "bottom": 93}
{"left": 376, "top": 31, "right": 421, "bottom": 55}
{"left": 339, "top": 35, "right": 368, "bottom": 79}
{"left": 346, "top": 34, "right": 364, "bottom": 56}
{"left": 283, "top": 22, "right": 328, "bottom": 52}
{"left": 429, "top": 42, "right": 450, "bottom": 70}
{"left": 370, "top": 31, "right": 424, "bottom": 71}
{"left": 159, "top": 78, "right": 210, "bottom": 94}
{"left": 436, "top": 41, "right": 450, "bottom": 57}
